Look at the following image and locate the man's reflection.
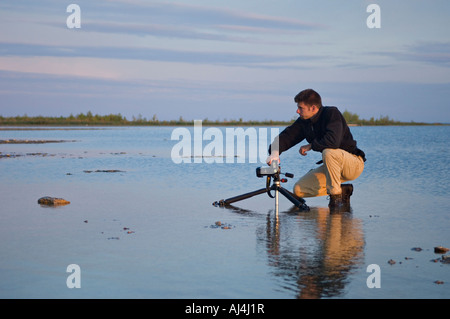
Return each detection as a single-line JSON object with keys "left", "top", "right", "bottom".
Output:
{"left": 263, "top": 206, "right": 365, "bottom": 299}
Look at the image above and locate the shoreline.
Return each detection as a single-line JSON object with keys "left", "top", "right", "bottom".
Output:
{"left": 0, "top": 112, "right": 447, "bottom": 127}
{"left": 0, "top": 122, "right": 448, "bottom": 129}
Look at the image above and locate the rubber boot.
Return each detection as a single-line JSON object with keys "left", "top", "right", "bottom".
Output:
{"left": 328, "top": 194, "right": 343, "bottom": 212}
{"left": 341, "top": 184, "right": 353, "bottom": 205}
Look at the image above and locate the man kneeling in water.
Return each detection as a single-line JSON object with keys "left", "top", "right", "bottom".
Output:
{"left": 267, "top": 89, "right": 366, "bottom": 212}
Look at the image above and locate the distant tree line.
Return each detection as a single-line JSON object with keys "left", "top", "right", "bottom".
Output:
{"left": 0, "top": 111, "right": 444, "bottom": 126}
{"left": 0, "top": 112, "right": 291, "bottom": 126}
{"left": 341, "top": 110, "right": 439, "bottom": 126}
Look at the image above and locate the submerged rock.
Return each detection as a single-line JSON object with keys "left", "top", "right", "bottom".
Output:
{"left": 38, "top": 196, "right": 70, "bottom": 206}
{"left": 209, "top": 221, "right": 233, "bottom": 229}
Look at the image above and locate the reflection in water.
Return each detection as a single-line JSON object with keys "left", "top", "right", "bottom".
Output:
{"left": 261, "top": 207, "right": 365, "bottom": 299}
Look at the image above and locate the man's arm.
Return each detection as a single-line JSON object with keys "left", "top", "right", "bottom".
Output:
{"left": 267, "top": 119, "right": 305, "bottom": 164}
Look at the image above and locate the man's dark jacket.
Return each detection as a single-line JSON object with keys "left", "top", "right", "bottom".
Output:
{"left": 270, "top": 106, "right": 366, "bottom": 161}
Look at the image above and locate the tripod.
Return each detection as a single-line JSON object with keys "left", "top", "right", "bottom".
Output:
{"left": 212, "top": 164, "right": 310, "bottom": 214}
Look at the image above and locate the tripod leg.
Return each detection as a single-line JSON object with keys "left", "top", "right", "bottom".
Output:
{"left": 213, "top": 188, "right": 268, "bottom": 207}
{"left": 278, "top": 186, "right": 310, "bottom": 211}
{"left": 277, "top": 186, "right": 306, "bottom": 204}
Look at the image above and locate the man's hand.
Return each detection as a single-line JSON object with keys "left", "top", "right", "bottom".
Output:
{"left": 266, "top": 151, "right": 280, "bottom": 165}
{"left": 299, "top": 143, "right": 311, "bottom": 156}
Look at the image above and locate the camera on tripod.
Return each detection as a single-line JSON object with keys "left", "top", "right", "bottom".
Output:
{"left": 256, "top": 161, "right": 294, "bottom": 179}
{"left": 256, "top": 160, "right": 279, "bottom": 177}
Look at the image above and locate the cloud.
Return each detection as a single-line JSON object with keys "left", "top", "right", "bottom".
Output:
{"left": 373, "top": 41, "right": 450, "bottom": 68}
{"left": 102, "top": 0, "right": 325, "bottom": 31}
{"left": 81, "top": 21, "right": 286, "bottom": 45}
{"left": 28, "top": 1, "right": 325, "bottom": 46}
{"left": 72, "top": 0, "right": 324, "bottom": 46}
{"left": 1, "top": 0, "right": 325, "bottom": 41}
{"left": 77, "top": 20, "right": 311, "bottom": 46}
{"left": 405, "top": 42, "right": 450, "bottom": 66}
{"left": 0, "top": 42, "right": 325, "bottom": 69}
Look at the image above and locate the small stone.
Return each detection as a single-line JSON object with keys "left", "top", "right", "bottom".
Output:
{"left": 388, "top": 259, "right": 396, "bottom": 265}
{"left": 434, "top": 280, "right": 444, "bottom": 285}
{"left": 434, "top": 246, "right": 449, "bottom": 254}
{"left": 215, "top": 221, "right": 222, "bottom": 226}
{"left": 411, "top": 247, "right": 422, "bottom": 252}
{"left": 38, "top": 196, "right": 70, "bottom": 206}
{"left": 431, "top": 258, "right": 440, "bottom": 263}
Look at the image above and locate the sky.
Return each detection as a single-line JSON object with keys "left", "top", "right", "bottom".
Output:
{"left": 0, "top": 0, "right": 449, "bottom": 123}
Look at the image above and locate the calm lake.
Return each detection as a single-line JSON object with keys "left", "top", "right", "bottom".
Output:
{"left": 0, "top": 125, "right": 449, "bottom": 299}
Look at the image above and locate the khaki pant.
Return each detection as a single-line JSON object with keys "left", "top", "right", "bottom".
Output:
{"left": 293, "top": 148, "right": 364, "bottom": 197}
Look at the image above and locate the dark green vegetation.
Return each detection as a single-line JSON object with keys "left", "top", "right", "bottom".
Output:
{"left": 0, "top": 111, "right": 445, "bottom": 126}
{"left": 340, "top": 111, "right": 441, "bottom": 126}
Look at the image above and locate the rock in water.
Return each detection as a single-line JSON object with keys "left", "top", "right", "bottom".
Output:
{"left": 38, "top": 196, "right": 70, "bottom": 206}
{"left": 434, "top": 246, "right": 449, "bottom": 254}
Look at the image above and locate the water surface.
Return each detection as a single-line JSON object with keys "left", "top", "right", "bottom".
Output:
{"left": 0, "top": 125, "right": 448, "bottom": 298}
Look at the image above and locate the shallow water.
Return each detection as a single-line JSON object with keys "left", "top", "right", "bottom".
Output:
{"left": 0, "top": 125, "right": 449, "bottom": 299}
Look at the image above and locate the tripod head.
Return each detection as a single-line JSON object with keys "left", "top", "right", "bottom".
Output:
{"left": 254, "top": 161, "right": 296, "bottom": 200}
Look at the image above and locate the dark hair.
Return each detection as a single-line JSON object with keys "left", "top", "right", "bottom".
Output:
{"left": 294, "top": 89, "right": 322, "bottom": 108}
